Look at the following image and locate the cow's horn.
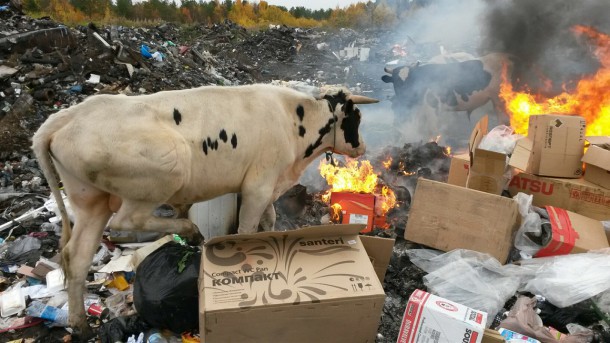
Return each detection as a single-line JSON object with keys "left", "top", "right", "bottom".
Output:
{"left": 384, "top": 67, "right": 394, "bottom": 74}
{"left": 350, "top": 95, "right": 379, "bottom": 104}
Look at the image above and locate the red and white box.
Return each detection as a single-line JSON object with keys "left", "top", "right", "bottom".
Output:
{"left": 397, "top": 289, "right": 488, "bottom": 343}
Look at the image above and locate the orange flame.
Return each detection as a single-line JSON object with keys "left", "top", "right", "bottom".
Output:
{"left": 382, "top": 156, "right": 392, "bottom": 169}
{"left": 330, "top": 203, "right": 342, "bottom": 223}
{"left": 319, "top": 159, "right": 396, "bottom": 216}
{"left": 500, "top": 25, "right": 610, "bottom": 136}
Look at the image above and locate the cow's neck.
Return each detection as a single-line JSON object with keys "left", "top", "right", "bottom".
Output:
{"left": 293, "top": 99, "right": 338, "bottom": 174}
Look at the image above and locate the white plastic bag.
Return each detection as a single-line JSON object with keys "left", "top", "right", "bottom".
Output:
{"left": 513, "top": 193, "right": 543, "bottom": 257}
{"left": 407, "top": 249, "right": 527, "bottom": 320}
{"left": 479, "top": 125, "right": 522, "bottom": 155}
{"left": 521, "top": 249, "right": 610, "bottom": 307}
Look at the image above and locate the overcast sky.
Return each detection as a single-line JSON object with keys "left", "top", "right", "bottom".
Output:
{"left": 263, "top": 0, "right": 366, "bottom": 10}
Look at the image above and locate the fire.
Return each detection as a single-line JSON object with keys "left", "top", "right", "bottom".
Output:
{"left": 319, "top": 159, "right": 396, "bottom": 216}
{"left": 330, "top": 203, "right": 342, "bottom": 223}
{"left": 382, "top": 156, "right": 392, "bottom": 169}
{"left": 500, "top": 25, "right": 610, "bottom": 136}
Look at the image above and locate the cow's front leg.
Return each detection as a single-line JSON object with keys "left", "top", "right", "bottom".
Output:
{"left": 258, "top": 203, "right": 276, "bottom": 232}
{"left": 238, "top": 184, "right": 274, "bottom": 234}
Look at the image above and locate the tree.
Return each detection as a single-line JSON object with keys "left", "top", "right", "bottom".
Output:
{"left": 115, "top": 0, "right": 133, "bottom": 18}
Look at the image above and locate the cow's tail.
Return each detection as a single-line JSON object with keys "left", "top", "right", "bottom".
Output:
{"left": 31, "top": 112, "right": 73, "bottom": 255}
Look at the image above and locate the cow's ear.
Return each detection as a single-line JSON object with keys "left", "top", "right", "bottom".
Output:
{"left": 381, "top": 75, "right": 393, "bottom": 83}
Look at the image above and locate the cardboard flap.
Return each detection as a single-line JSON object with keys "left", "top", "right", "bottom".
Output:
{"left": 359, "top": 235, "right": 395, "bottom": 283}
{"left": 586, "top": 136, "right": 610, "bottom": 147}
{"left": 472, "top": 148, "right": 507, "bottom": 173}
{"left": 508, "top": 138, "right": 533, "bottom": 171}
{"left": 468, "top": 115, "right": 489, "bottom": 166}
{"left": 582, "top": 144, "right": 610, "bottom": 171}
{"left": 204, "top": 224, "right": 366, "bottom": 246}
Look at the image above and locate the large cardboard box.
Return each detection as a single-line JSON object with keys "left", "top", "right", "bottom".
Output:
{"left": 466, "top": 115, "right": 509, "bottom": 195}
{"left": 447, "top": 153, "right": 470, "bottom": 187}
{"left": 535, "top": 206, "right": 609, "bottom": 257}
{"left": 509, "top": 114, "right": 586, "bottom": 178}
{"left": 405, "top": 179, "right": 520, "bottom": 263}
{"left": 508, "top": 172, "right": 610, "bottom": 221}
{"left": 582, "top": 136, "right": 610, "bottom": 190}
{"left": 396, "top": 289, "right": 488, "bottom": 343}
{"left": 199, "top": 224, "right": 389, "bottom": 343}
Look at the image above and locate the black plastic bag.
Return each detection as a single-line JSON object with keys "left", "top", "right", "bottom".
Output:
{"left": 133, "top": 242, "right": 200, "bottom": 334}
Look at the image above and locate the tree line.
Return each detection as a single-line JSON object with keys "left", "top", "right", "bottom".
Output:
{"left": 22, "top": 0, "right": 411, "bottom": 29}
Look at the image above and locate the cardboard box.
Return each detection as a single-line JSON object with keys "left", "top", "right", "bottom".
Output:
{"left": 466, "top": 115, "right": 509, "bottom": 195}
{"left": 535, "top": 206, "right": 609, "bottom": 257}
{"left": 330, "top": 192, "right": 382, "bottom": 233}
{"left": 396, "top": 289, "right": 487, "bottom": 343}
{"left": 360, "top": 235, "right": 395, "bottom": 283}
{"left": 447, "top": 153, "right": 470, "bottom": 187}
{"left": 199, "top": 224, "right": 389, "bottom": 343}
{"left": 406, "top": 179, "right": 520, "bottom": 263}
{"left": 582, "top": 136, "right": 610, "bottom": 189}
{"left": 508, "top": 172, "right": 610, "bottom": 221}
{"left": 509, "top": 114, "right": 586, "bottom": 178}
{"left": 482, "top": 329, "right": 507, "bottom": 343}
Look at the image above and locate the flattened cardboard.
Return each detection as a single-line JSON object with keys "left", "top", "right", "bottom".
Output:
{"left": 447, "top": 153, "right": 470, "bottom": 187}
{"left": 582, "top": 137, "right": 610, "bottom": 189}
{"left": 360, "top": 235, "right": 395, "bottom": 283}
{"left": 509, "top": 114, "right": 586, "bottom": 178}
{"left": 466, "top": 115, "right": 509, "bottom": 195}
{"left": 508, "top": 172, "right": 610, "bottom": 221}
{"left": 482, "top": 329, "right": 507, "bottom": 343}
{"left": 535, "top": 206, "right": 609, "bottom": 257}
{"left": 405, "top": 179, "right": 520, "bottom": 263}
{"left": 396, "top": 289, "right": 487, "bottom": 343}
{"left": 200, "top": 224, "right": 388, "bottom": 343}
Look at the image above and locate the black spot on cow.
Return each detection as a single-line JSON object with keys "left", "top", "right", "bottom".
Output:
{"left": 296, "top": 105, "right": 305, "bottom": 121}
{"left": 207, "top": 137, "right": 212, "bottom": 147}
{"left": 202, "top": 140, "right": 208, "bottom": 155}
{"left": 304, "top": 118, "right": 335, "bottom": 158}
{"left": 173, "top": 108, "right": 182, "bottom": 125}
{"left": 323, "top": 91, "right": 347, "bottom": 112}
{"left": 298, "top": 126, "right": 306, "bottom": 137}
{"left": 340, "top": 100, "right": 361, "bottom": 148}
{"left": 231, "top": 134, "right": 237, "bottom": 149}
{"left": 213, "top": 140, "right": 219, "bottom": 150}
{"left": 219, "top": 129, "right": 228, "bottom": 142}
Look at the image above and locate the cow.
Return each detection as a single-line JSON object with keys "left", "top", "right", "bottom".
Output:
{"left": 31, "top": 84, "right": 378, "bottom": 338}
{"left": 382, "top": 52, "right": 514, "bottom": 136}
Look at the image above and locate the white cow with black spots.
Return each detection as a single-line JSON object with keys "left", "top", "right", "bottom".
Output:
{"left": 31, "top": 84, "right": 377, "bottom": 338}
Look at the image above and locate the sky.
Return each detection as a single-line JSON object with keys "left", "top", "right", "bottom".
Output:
{"left": 263, "top": 0, "right": 365, "bottom": 10}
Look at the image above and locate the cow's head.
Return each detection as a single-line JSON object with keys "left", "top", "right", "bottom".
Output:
{"left": 319, "top": 87, "right": 378, "bottom": 158}
{"left": 381, "top": 61, "right": 421, "bottom": 88}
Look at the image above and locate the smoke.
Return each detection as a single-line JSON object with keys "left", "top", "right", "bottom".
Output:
{"left": 480, "top": 0, "right": 610, "bottom": 94}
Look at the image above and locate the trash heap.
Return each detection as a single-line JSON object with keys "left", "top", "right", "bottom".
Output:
{"left": 2, "top": 4, "right": 610, "bottom": 343}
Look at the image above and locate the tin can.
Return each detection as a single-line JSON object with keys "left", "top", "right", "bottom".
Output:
{"left": 87, "top": 303, "right": 110, "bottom": 319}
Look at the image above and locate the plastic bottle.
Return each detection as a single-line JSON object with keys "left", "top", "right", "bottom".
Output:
{"left": 26, "top": 301, "right": 69, "bottom": 326}
{"left": 147, "top": 330, "right": 169, "bottom": 343}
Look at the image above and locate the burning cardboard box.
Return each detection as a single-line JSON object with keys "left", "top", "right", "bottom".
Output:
{"left": 509, "top": 114, "right": 586, "bottom": 178}
{"left": 320, "top": 159, "right": 396, "bottom": 233}
{"left": 582, "top": 136, "right": 610, "bottom": 190}
{"left": 199, "top": 224, "right": 391, "bottom": 343}
{"left": 396, "top": 289, "right": 488, "bottom": 343}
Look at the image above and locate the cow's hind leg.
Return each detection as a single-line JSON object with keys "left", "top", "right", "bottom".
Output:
{"left": 61, "top": 189, "right": 113, "bottom": 340}
{"left": 107, "top": 200, "right": 202, "bottom": 242}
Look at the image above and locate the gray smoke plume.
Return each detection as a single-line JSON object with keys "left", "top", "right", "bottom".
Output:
{"left": 480, "top": 0, "right": 610, "bottom": 94}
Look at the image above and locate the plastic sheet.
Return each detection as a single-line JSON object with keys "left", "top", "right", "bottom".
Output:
{"left": 407, "top": 249, "right": 527, "bottom": 321}
{"left": 513, "top": 193, "right": 544, "bottom": 257}
{"left": 521, "top": 250, "right": 610, "bottom": 308}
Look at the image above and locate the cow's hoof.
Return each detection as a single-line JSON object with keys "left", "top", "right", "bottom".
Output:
{"left": 72, "top": 325, "right": 95, "bottom": 342}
